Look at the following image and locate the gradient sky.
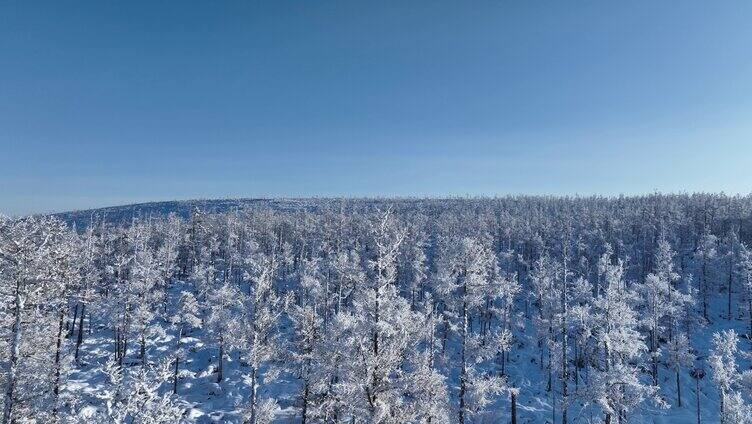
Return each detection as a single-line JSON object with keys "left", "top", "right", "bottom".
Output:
{"left": 2, "top": 1, "right": 751, "bottom": 215}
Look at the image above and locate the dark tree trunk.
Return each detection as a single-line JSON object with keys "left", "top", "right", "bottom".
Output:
{"left": 217, "top": 341, "right": 224, "bottom": 383}
{"left": 696, "top": 376, "right": 701, "bottom": 424}
{"left": 75, "top": 303, "right": 86, "bottom": 361}
{"left": 3, "top": 286, "right": 23, "bottom": 424}
{"left": 748, "top": 295, "right": 752, "bottom": 338}
{"left": 52, "top": 312, "right": 65, "bottom": 417}
{"left": 173, "top": 327, "right": 182, "bottom": 394}
{"left": 67, "top": 303, "right": 78, "bottom": 338}
{"left": 702, "top": 262, "right": 708, "bottom": 321}
{"left": 301, "top": 381, "right": 309, "bottom": 424}
{"left": 140, "top": 334, "right": 146, "bottom": 365}
{"left": 459, "top": 297, "right": 468, "bottom": 424}
{"left": 728, "top": 250, "right": 734, "bottom": 321}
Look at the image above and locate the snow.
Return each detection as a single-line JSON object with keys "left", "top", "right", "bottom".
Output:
{"left": 59, "top": 283, "right": 739, "bottom": 422}
{"left": 4, "top": 195, "right": 752, "bottom": 423}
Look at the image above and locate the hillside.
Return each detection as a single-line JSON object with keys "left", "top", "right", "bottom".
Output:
{"left": 3, "top": 194, "right": 752, "bottom": 423}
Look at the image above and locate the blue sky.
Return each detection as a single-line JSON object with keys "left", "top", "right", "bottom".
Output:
{"left": 1, "top": 1, "right": 751, "bottom": 215}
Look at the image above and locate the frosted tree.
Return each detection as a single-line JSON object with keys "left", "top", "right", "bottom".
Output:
{"left": 330, "top": 248, "right": 365, "bottom": 314}
{"left": 238, "top": 399, "right": 281, "bottom": 424}
{"left": 739, "top": 243, "right": 752, "bottom": 337}
{"left": 331, "top": 210, "right": 447, "bottom": 423}
{"left": 695, "top": 228, "right": 717, "bottom": 321}
{"left": 708, "top": 329, "right": 752, "bottom": 424}
{"left": 493, "top": 262, "right": 521, "bottom": 377}
{"left": 722, "top": 230, "right": 739, "bottom": 320}
{"left": 436, "top": 236, "right": 511, "bottom": 423}
{"left": 97, "top": 358, "right": 184, "bottom": 423}
{"left": 47, "top": 227, "right": 81, "bottom": 418}
{"left": 5, "top": 194, "right": 752, "bottom": 422}
{"left": 287, "top": 252, "right": 352, "bottom": 423}
{"left": 589, "top": 259, "right": 660, "bottom": 423}
{"left": 171, "top": 291, "right": 201, "bottom": 394}
{"left": 190, "top": 225, "right": 221, "bottom": 307}
{"left": 298, "top": 257, "right": 325, "bottom": 323}
{"left": 595, "top": 243, "right": 614, "bottom": 299}
{"left": 636, "top": 236, "right": 693, "bottom": 390}
{"left": 75, "top": 225, "right": 102, "bottom": 362}
{"left": 529, "top": 254, "right": 561, "bottom": 393}
{"left": 723, "top": 391, "right": 752, "bottom": 424}
{"left": 232, "top": 246, "right": 285, "bottom": 424}
{"left": 403, "top": 296, "right": 451, "bottom": 424}
{"left": 0, "top": 216, "right": 73, "bottom": 423}
{"left": 636, "top": 273, "right": 672, "bottom": 386}
{"left": 665, "top": 333, "right": 694, "bottom": 407}
{"left": 654, "top": 235, "right": 681, "bottom": 288}
{"left": 205, "top": 281, "right": 242, "bottom": 384}
{"left": 128, "top": 223, "right": 165, "bottom": 365}
{"left": 568, "top": 301, "right": 594, "bottom": 392}
{"left": 287, "top": 300, "right": 324, "bottom": 424}
{"left": 404, "top": 237, "right": 429, "bottom": 308}
{"left": 155, "top": 213, "right": 182, "bottom": 314}
{"left": 98, "top": 226, "right": 143, "bottom": 367}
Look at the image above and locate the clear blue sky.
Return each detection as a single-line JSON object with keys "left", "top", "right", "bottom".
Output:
{"left": 1, "top": 1, "right": 751, "bottom": 215}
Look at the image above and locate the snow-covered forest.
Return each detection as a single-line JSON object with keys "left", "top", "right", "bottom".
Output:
{"left": 4, "top": 194, "right": 752, "bottom": 423}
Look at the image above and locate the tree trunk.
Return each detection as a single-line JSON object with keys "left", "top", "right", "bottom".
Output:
{"left": 696, "top": 376, "right": 701, "bottom": 424}
{"left": 459, "top": 298, "right": 468, "bottom": 424}
{"left": 720, "top": 391, "right": 725, "bottom": 424}
{"left": 702, "top": 261, "right": 708, "bottom": 320}
{"left": 547, "top": 340, "right": 552, "bottom": 392}
{"left": 52, "top": 311, "right": 65, "bottom": 417}
{"left": 114, "top": 328, "right": 120, "bottom": 363}
{"left": 140, "top": 334, "right": 146, "bottom": 365}
{"left": 67, "top": 303, "right": 78, "bottom": 338}
{"left": 121, "top": 330, "right": 128, "bottom": 366}
{"left": 75, "top": 303, "right": 86, "bottom": 361}
{"left": 728, "top": 250, "right": 734, "bottom": 321}
{"left": 2, "top": 287, "right": 23, "bottom": 424}
{"left": 217, "top": 340, "right": 224, "bottom": 383}
{"left": 562, "top": 252, "right": 568, "bottom": 424}
{"left": 249, "top": 367, "right": 258, "bottom": 424}
{"left": 337, "top": 275, "right": 343, "bottom": 314}
{"left": 748, "top": 293, "right": 752, "bottom": 338}
{"left": 323, "top": 271, "right": 330, "bottom": 332}
{"left": 511, "top": 391, "right": 517, "bottom": 424}
{"left": 173, "top": 327, "right": 182, "bottom": 394}
{"left": 677, "top": 370, "right": 682, "bottom": 407}
{"left": 651, "top": 328, "right": 658, "bottom": 386}
{"left": 301, "top": 380, "right": 309, "bottom": 424}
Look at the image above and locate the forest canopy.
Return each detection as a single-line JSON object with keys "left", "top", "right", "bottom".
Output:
{"left": 2, "top": 194, "right": 752, "bottom": 423}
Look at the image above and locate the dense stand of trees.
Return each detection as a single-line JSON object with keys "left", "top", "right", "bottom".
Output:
{"left": 3, "top": 194, "right": 752, "bottom": 422}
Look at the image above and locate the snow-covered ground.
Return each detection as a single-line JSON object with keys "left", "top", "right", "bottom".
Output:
{"left": 5, "top": 196, "right": 752, "bottom": 423}
{"left": 60, "top": 282, "right": 746, "bottom": 423}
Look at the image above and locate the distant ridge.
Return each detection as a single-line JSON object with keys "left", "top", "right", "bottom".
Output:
{"left": 53, "top": 198, "right": 310, "bottom": 228}
{"left": 51, "top": 196, "right": 476, "bottom": 228}
{"left": 54, "top": 193, "right": 752, "bottom": 230}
